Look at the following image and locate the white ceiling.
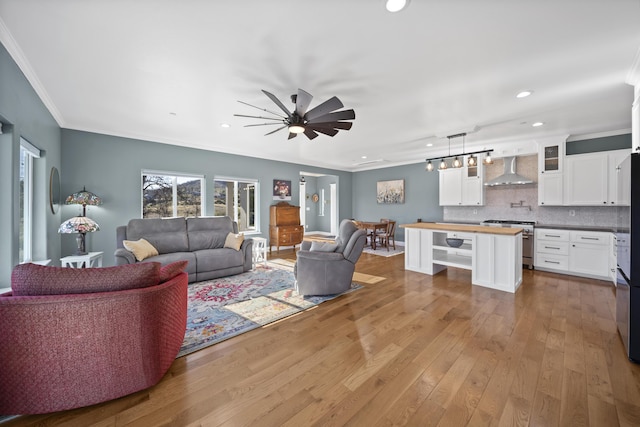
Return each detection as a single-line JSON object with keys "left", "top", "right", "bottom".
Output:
{"left": 1, "top": 0, "right": 639, "bottom": 171}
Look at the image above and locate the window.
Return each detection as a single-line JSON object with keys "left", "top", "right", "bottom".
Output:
{"left": 142, "top": 171, "right": 204, "bottom": 218}
{"left": 19, "top": 138, "right": 41, "bottom": 263}
{"left": 213, "top": 177, "right": 259, "bottom": 233}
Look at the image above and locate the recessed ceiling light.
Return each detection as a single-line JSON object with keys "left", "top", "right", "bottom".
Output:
{"left": 361, "top": 155, "right": 367, "bottom": 159}
{"left": 426, "top": 143, "right": 433, "bottom": 147}
{"left": 220, "top": 123, "right": 230, "bottom": 128}
{"left": 516, "top": 90, "right": 533, "bottom": 98}
{"left": 532, "top": 122, "right": 544, "bottom": 127}
{"left": 386, "top": 0, "right": 409, "bottom": 12}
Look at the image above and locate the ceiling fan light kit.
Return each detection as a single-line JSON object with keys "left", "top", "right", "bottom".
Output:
{"left": 425, "top": 132, "right": 494, "bottom": 172}
{"left": 235, "top": 88, "right": 355, "bottom": 141}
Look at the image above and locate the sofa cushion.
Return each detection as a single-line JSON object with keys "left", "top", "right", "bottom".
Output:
{"left": 310, "top": 241, "right": 338, "bottom": 252}
{"left": 126, "top": 217, "right": 189, "bottom": 254}
{"left": 159, "top": 260, "right": 188, "bottom": 282}
{"left": 194, "top": 249, "right": 244, "bottom": 272}
{"left": 123, "top": 238, "right": 159, "bottom": 261}
{"left": 11, "top": 263, "right": 161, "bottom": 296}
{"left": 187, "top": 217, "right": 235, "bottom": 251}
{"left": 224, "top": 232, "right": 244, "bottom": 251}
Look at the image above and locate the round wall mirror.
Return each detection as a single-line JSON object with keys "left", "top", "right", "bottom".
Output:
{"left": 49, "top": 167, "right": 60, "bottom": 214}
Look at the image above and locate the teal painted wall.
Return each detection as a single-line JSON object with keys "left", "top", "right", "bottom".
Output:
{"left": 0, "top": 42, "right": 62, "bottom": 286}
{"left": 352, "top": 163, "right": 443, "bottom": 242}
{"left": 60, "top": 129, "right": 353, "bottom": 266}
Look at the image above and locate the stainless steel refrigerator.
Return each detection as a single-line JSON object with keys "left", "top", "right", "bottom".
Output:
{"left": 616, "top": 151, "right": 640, "bottom": 363}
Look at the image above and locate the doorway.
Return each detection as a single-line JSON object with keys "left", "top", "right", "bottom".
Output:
{"left": 299, "top": 172, "right": 339, "bottom": 236}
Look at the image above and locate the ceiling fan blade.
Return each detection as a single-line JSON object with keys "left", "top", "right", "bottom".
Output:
{"left": 307, "top": 126, "right": 339, "bottom": 137}
{"left": 307, "top": 121, "right": 353, "bottom": 131}
{"left": 288, "top": 132, "right": 297, "bottom": 140}
{"left": 303, "top": 128, "right": 319, "bottom": 140}
{"left": 262, "top": 90, "right": 292, "bottom": 118}
{"left": 304, "top": 96, "right": 344, "bottom": 121}
{"left": 295, "top": 89, "right": 313, "bottom": 117}
{"left": 234, "top": 113, "right": 284, "bottom": 121}
{"left": 306, "top": 109, "right": 355, "bottom": 123}
{"left": 237, "top": 100, "right": 287, "bottom": 119}
{"left": 265, "top": 125, "right": 288, "bottom": 136}
{"left": 244, "top": 122, "right": 285, "bottom": 127}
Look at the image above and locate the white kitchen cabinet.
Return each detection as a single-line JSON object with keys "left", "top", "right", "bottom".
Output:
{"left": 538, "top": 141, "right": 564, "bottom": 206}
{"left": 564, "top": 149, "right": 630, "bottom": 206}
{"left": 568, "top": 230, "right": 610, "bottom": 278}
{"left": 404, "top": 227, "right": 445, "bottom": 275}
{"left": 439, "top": 168, "right": 462, "bottom": 206}
{"left": 610, "top": 233, "right": 618, "bottom": 285}
{"left": 609, "top": 149, "right": 631, "bottom": 205}
{"left": 536, "top": 228, "right": 613, "bottom": 280}
{"left": 439, "top": 161, "right": 484, "bottom": 206}
{"left": 538, "top": 174, "right": 564, "bottom": 206}
{"left": 565, "top": 152, "right": 608, "bottom": 205}
{"left": 534, "top": 229, "right": 569, "bottom": 272}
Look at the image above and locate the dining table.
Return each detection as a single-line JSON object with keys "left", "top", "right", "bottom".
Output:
{"left": 355, "top": 220, "right": 388, "bottom": 250}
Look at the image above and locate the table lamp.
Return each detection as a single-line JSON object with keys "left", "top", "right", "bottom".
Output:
{"left": 65, "top": 186, "right": 103, "bottom": 216}
{"left": 58, "top": 216, "right": 100, "bottom": 255}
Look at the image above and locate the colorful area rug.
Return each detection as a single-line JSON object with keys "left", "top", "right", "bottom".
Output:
{"left": 178, "top": 262, "right": 362, "bottom": 357}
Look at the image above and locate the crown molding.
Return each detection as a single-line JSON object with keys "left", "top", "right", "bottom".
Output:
{"left": 0, "top": 17, "right": 64, "bottom": 126}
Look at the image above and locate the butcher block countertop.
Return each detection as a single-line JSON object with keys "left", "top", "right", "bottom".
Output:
{"left": 401, "top": 222, "right": 523, "bottom": 236}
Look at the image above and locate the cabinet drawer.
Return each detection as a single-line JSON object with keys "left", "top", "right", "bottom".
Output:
{"left": 535, "top": 229, "right": 570, "bottom": 241}
{"left": 570, "top": 230, "right": 609, "bottom": 245}
{"left": 537, "top": 241, "right": 569, "bottom": 255}
{"left": 536, "top": 253, "right": 569, "bottom": 271}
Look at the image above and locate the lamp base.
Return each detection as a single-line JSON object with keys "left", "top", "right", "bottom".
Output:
{"left": 75, "top": 233, "right": 87, "bottom": 255}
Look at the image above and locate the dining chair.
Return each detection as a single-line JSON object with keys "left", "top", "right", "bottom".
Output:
{"left": 376, "top": 220, "right": 396, "bottom": 251}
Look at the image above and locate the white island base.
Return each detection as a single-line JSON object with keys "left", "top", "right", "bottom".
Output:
{"left": 403, "top": 224, "right": 523, "bottom": 293}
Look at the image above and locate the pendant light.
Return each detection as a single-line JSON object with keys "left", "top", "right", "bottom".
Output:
{"left": 426, "top": 160, "right": 434, "bottom": 171}
{"left": 468, "top": 155, "right": 477, "bottom": 167}
{"left": 453, "top": 156, "right": 462, "bottom": 168}
{"left": 439, "top": 159, "right": 447, "bottom": 170}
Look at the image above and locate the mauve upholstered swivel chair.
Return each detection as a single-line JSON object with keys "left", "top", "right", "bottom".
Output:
{"left": 294, "top": 219, "right": 366, "bottom": 296}
{"left": 0, "top": 263, "right": 188, "bottom": 415}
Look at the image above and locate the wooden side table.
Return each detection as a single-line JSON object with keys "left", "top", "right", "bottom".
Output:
{"left": 252, "top": 237, "right": 268, "bottom": 268}
{"left": 61, "top": 251, "right": 104, "bottom": 268}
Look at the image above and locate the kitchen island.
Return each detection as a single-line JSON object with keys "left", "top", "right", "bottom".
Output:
{"left": 401, "top": 223, "right": 523, "bottom": 293}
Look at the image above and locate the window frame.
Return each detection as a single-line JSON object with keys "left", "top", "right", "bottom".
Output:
{"left": 19, "top": 137, "right": 41, "bottom": 263}
{"left": 213, "top": 175, "right": 260, "bottom": 234}
{"left": 141, "top": 170, "right": 205, "bottom": 218}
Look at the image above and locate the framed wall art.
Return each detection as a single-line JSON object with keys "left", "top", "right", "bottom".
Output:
{"left": 376, "top": 179, "right": 404, "bottom": 204}
{"left": 273, "top": 179, "right": 292, "bottom": 200}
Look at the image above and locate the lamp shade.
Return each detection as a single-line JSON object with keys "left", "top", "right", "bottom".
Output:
{"left": 66, "top": 187, "right": 103, "bottom": 207}
{"left": 58, "top": 216, "right": 100, "bottom": 234}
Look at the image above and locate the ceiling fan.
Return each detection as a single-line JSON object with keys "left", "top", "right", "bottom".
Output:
{"left": 234, "top": 89, "right": 355, "bottom": 140}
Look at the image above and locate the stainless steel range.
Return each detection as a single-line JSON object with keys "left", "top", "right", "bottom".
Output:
{"left": 481, "top": 220, "right": 535, "bottom": 269}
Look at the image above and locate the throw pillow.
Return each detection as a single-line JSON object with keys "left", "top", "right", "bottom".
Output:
{"left": 159, "top": 260, "right": 189, "bottom": 282}
{"left": 123, "top": 238, "right": 159, "bottom": 261}
{"left": 310, "top": 241, "right": 339, "bottom": 252}
{"left": 224, "top": 232, "right": 244, "bottom": 251}
{"left": 11, "top": 262, "right": 161, "bottom": 296}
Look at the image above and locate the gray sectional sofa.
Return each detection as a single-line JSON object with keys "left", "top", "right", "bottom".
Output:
{"left": 115, "top": 216, "right": 253, "bottom": 283}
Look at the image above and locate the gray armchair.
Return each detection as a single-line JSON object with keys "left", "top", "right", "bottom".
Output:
{"left": 294, "top": 219, "right": 367, "bottom": 296}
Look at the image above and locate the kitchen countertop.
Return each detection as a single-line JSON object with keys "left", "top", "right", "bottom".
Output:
{"left": 401, "top": 222, "right": 522, "bottom": 236}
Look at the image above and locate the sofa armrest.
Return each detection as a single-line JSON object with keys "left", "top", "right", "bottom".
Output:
{"left": 240, "top": 238, "right": 253, "bottom": 271}
{"left": 114, "top": 248, "right": 136, "bottom": 265}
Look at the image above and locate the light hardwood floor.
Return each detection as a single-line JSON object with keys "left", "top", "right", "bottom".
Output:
{"left": 6, "top": 250, "right": 640, "bottom": 426}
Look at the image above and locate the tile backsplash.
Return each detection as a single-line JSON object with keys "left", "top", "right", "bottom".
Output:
{"left": 443, "top": 154, "right": 619, "bottom": 227}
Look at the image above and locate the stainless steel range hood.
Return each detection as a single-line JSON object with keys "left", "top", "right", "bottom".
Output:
{"left": 484, "top": 156, "right": 534, "bottom": 186}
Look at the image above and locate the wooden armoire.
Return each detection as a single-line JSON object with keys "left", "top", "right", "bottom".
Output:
{"left": 269, "top": 202, "right": 304, "bottom": 252}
